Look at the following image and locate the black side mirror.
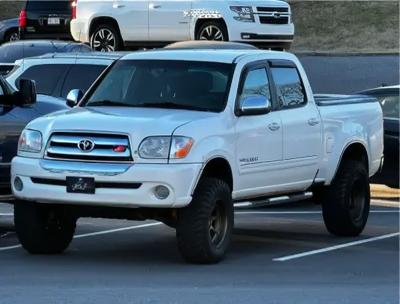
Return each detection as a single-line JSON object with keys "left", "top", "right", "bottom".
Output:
{"left": 18, "top": 79, "right": 37, "bottom": 106}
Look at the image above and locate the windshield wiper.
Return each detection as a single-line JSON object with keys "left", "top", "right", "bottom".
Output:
{"left": 135, "top": 102, "right": 209, "bottom": 112}
{"left": 87, "top": 100, "right": 134, "bottom": 107}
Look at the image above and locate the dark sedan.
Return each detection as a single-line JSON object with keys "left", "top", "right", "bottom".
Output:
{"left": 0, "top": 18, "right": 19, "bottom": 44}
{"left": 359, "top": 85, "right": 399, "bottom": 188}
{"left": 0, "top": 39, "right": 92, "bottom": 75}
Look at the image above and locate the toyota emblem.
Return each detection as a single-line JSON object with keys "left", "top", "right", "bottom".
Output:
{"left": 78, "top": 139, "right": 95, "bottom": 152}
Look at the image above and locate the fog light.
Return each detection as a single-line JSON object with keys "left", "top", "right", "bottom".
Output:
{"left": 154, "top": 185, "right": 170, "bottom": 200}
{"left": 14, "top": 177, "right": 23, "bottom": 192}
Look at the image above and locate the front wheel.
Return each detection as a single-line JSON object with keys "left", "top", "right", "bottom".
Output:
{"left": 176, "top": 178, "right": 233, "bottom": 264}
{"left": 322, "top": 160, "right": 370, "bottom": 236}
{"left": 196, "top": 21, "right": 228, "bottom": 41}
{"left": 14, "top": 201, "right": 76, "bottom": 254}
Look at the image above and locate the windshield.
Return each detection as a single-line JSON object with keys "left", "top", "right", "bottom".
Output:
{"left": 85, "top": 60, "right": 233, "bottom": 112}
{"left": 377, "top": 95, "right": 399, "bottom": 119}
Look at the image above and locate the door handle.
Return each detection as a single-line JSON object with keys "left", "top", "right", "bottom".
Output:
{"left": 308, "top": 118, "right": 320, "bottom": 126}
{"left": 113, "top": 3, "right": 125, "bottom": 8}
{"left": 149, "top": 4, "right": 162, "bottom": 9}
{"left": 268, "top": 122, "right": 280, "bottom": 131}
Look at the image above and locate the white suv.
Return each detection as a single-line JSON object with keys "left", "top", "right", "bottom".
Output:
{"left": 70, "top": 0, "right": 294, "bottom": 51}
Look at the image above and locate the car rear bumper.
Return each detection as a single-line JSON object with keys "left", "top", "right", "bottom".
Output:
{"left": 19, "top": 31, "right": 72, "bottom": 40}
{"left": 12, "top": 157, "right": 202, "bottom": 208}
{"left": 70, "top": 19, "right": 89, "bottom": 43}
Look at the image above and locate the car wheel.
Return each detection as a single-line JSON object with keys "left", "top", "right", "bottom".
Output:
{"left": 14, "top": 201, "right": 76, "bottom": 254}
{"left": 5, "top": 29, "right": 19, "bottom": 42}
{"left": 196, "top": 21, "right": 228, "bottom": 41}
{"left": 90, "top": 24, "right": 122, "bottom": 52}
{"left": 322, "top": 160, "right": 370, "bottom": 236}
{"left": 176, "top": 177, "right": 233, "bottom": 264}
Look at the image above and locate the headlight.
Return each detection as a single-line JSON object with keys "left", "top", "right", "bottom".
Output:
{"left": 138, "top": 136, "right": 194, "bottom": 159}
{"left": 18, "top": 129, "right": 42, "bottom": 153}
{"left": 230, "top": 6, "right": 255, "bottom": 22}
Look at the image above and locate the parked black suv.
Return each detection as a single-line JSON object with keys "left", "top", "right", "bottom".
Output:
{"left": 19, "top": 0, "right": 73, "bottom": 40}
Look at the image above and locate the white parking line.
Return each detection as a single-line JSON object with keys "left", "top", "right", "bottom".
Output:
{"left": 0, "top": 222, "right": 162, "bottom": 252}
{"left": 273, "top": 232, "right": 400, "bottom": 262}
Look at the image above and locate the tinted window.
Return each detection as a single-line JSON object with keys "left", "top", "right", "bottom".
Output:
{"left": 240, "top": 68, "right": 270, "bottom": 104}
{"left": 26, "top": 1, "right": 71, "bottom": 11}
{"left": 271, "top": 67, "right": 306, "bottom": 108}
{"left": 17, "top": 64, "right": 68, "bottom": 96}
{"left": 86, "top": 60, "right": 233, "bottom": 112}
{"left": 61, "top": 64, "right": 107, "bottom": 98}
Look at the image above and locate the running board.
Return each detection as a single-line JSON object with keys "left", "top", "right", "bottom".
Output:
{"left": 234, "top": 192, "right": 313, "bottom": 209}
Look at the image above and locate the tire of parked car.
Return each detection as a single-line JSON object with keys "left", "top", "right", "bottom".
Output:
{"left": 176, "top": 177, "right": 234, "bottom": 264}
{"left": 4, "top": 29, "right": 19, "bottom": 42}
{"left": 195, "top": 21, "right": 229, "bottom": 42}
{"left": 90, "top": 23, "right": 123, "bottom": 52}
{"left": 321, "top": 160, "right": 370, "bottom": 236}
{"left": 14, "top": 201, "right": 76, "bottom": 254}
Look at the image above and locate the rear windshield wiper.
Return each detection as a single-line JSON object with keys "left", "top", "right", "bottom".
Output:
{"left": 86, "top": 100, "right": 134, "bottom": 107}
{"left": 135, "top": 102, "right": 209, "bottom": 112}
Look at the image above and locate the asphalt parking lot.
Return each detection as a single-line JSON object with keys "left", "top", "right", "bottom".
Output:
{"left": 0, "top": 200, "right": 398, "bottom": 304}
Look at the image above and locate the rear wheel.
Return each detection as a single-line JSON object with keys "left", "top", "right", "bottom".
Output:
{"left": 14, "top": 201, "right": 76, "bottom": 254}
{"left": 90, "top": 24, "right": 122, "bottom": 52}
{"left": 4, "top": 29, "right": 19, "bottom": 42}
{"left": 176, "top": 178, "right": 233, "bottom": 264}
{"left": 196, "top": 21, "right": 228, "bottom": 41}
{"left": 322, "top": 160, "right": 370, "bottom": 236}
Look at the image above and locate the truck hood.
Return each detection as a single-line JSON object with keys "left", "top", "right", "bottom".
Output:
{"left": 29, "top": 106, "right": 218, "bottom": 146}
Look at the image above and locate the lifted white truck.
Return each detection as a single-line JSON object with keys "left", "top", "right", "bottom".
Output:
{"left": 11, "top": 48, "right": 383, "bottom": 263}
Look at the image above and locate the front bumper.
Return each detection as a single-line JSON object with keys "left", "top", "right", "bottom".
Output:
{"left": 11, "top": 157, "right": 202, "bottom": 208}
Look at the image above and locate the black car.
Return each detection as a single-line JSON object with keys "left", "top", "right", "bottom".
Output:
{"left": 0, "top": 75, "right": 70, "bottom": 200}
{"left": 19, "top": 0, "right": 73, "bottom": 40}
{"left": 0, "top": 40, "right": 91, "bottom": 75}
{"left": 359, "top": 85, "right": 399, "bottom": 188}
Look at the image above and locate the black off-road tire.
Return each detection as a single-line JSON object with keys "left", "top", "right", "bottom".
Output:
{"left": 14, "top": 201, "right": 76, "bottom": 254}
{"left": 195, "top": 21, "right": 229, "bottom": 41}
{"left": 322, "top": 160, "right": 370, "bottom": 236}
{"left": 90, "top": 23, "right": 123, "bottom": 52}
{"left": 176, "top": 178, "right": 233, "bottom": 264}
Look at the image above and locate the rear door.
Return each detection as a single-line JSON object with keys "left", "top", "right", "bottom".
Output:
{"left": 269, "top": 60, "right": 322, "bottom": 189}
{"left": 148, "top": 0, "right": 191, "bottom": 41}
{"left": 24, "top": 1, "right": 72, "bottom": 35}
{"left": 113, "top": 0, "right": 149, "bottom": 41}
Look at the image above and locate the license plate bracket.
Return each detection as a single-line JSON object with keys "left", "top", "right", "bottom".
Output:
{"left": 66, "top": 177, "right": 95, "bottom": 194}
{"left": 48, "top": 17, "right": 60, "bottom": 25}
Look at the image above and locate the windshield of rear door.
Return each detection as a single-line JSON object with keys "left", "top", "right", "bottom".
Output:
{"left": 84, "top": 60, "right": 234, "bottom": 112}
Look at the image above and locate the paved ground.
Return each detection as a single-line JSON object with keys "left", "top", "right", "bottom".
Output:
{"left": 297, "top": 54, "right": 399, "bottom": 94}
{"left": 0, "top": 200, "right": 398, "bottom": 304}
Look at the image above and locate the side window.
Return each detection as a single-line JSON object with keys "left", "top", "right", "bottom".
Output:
{"left": 16, "top": 64, "right": 67, "bottom": 96}
{"left": 271, "top": 67, "right": 306, "bottom": 109}
{"left": 61, "top": 64, "right": 107, "bottom": 98}
{"left": 239, "top": 68, "right": 271, "bottom": 104}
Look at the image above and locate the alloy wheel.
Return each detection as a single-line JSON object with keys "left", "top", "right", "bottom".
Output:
{"left": 92, "top": 28, "right": 116, "bottom": 52}
{"left": 199, "top": 25, "right": 224, "bottom": 41}
{"left": 208, "top": 201, "right": 228, "bottom": 247}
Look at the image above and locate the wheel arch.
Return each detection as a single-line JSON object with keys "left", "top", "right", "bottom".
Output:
{"left": 193, "top": 18, "right": 229, "bottom": 40}
{"left": 89, "top": 16, "right": 122, "bottom": 40}
{"left": 193, "top": 157, "right": 233, "bottom": 194}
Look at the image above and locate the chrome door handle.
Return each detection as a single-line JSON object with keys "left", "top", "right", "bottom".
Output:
{"left": 113, "top": 3, "right": 125, "bottom": 8}
{"left": 268, "top": 122, "right": 280, "bottom": 131}
{"left": 149, "top": 4, "right": 162, "bottom": 9}
{"left": 308, "top": 118, "right": 320, "bottom": 126}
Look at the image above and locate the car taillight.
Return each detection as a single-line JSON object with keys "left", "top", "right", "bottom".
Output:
{"left": 19, "top": 9, "right": 27, "bottom": 28}
{"left": 71, "top": 0, "right": 77, "bottom": 19}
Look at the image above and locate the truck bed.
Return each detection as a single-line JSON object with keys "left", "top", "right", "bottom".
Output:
{"left": 314, "top": 94, "right": 377, "bottom": 106}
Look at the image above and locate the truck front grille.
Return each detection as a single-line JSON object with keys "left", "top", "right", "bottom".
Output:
{"left": 45, "top": 132, "right": 132, "bottom": 162}
{"left": 255, "top": 7, "right": 290, "bottom": 25}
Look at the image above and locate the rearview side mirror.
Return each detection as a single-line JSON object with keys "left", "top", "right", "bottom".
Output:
{"left": 239, "top": 95, "right": 272, "bottom": 116}
{"left": 66, "top": 89, "right": 83, "bottom": 107}
{"left": 18, "top": 79, "right": 37, "bottom": 106}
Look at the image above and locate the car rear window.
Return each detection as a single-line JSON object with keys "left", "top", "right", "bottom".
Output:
{"left": 25, "top": 1, "right": 71, "bottom": 11}
{"left": 61, "top": 64, "right": 107, "bottom": 98}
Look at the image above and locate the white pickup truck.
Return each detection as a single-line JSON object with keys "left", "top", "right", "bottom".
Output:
{"left": 11, "top": 47, "right": 383, "bottom": 263}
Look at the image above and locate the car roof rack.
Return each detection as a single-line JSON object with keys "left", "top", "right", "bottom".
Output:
{"left": 164, "top": 41, "right": 258, "bottom": 50}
